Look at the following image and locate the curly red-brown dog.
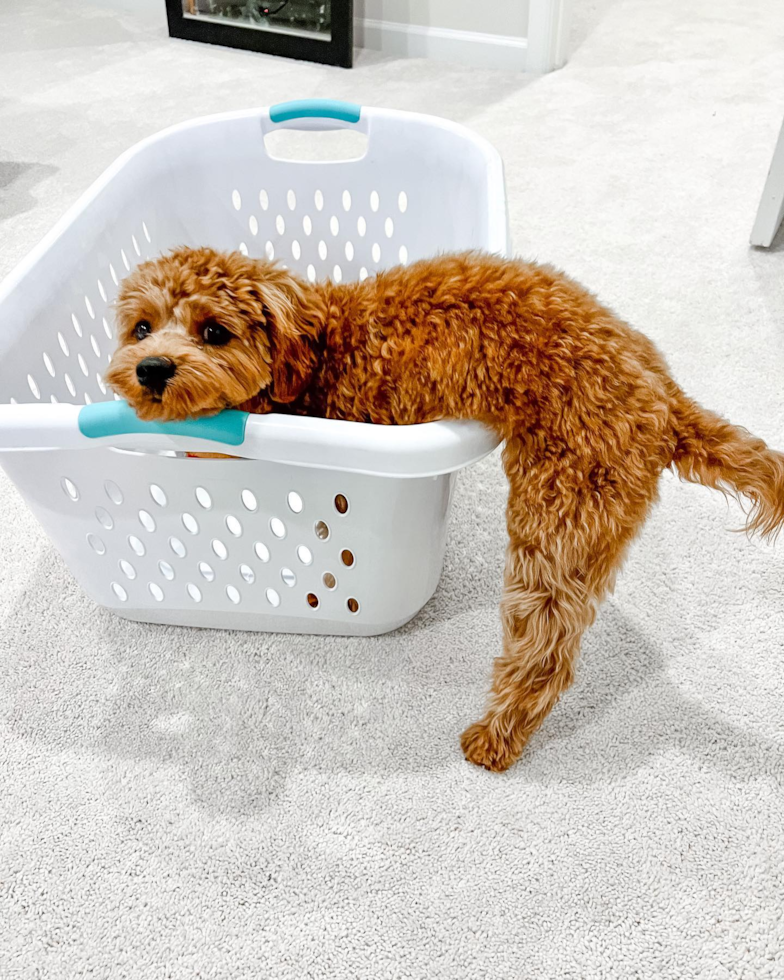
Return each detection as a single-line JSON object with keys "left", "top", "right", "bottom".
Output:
{"left": 106, "top": 247, "right": 784, "bottom": 771}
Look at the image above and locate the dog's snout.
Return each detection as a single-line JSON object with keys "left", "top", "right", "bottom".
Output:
{"left": 136, "top": 356, "right": 176, "bottom": 394}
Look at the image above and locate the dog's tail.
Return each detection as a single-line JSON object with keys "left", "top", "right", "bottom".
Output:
{"left": 669, "top": 389, "right": 784, "bottom": 539}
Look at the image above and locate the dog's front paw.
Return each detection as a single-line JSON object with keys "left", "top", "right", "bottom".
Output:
{"left": 460, "top": 719, "right": 521, "bottom": 772}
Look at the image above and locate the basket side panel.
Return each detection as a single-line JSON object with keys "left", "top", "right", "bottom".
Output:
{"left": 0, "top": 449, "right": 454, "bottom": 636}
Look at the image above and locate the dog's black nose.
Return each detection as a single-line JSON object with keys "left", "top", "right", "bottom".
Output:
{"left": 136, "top": 356, "right": 176, "bottom": 394}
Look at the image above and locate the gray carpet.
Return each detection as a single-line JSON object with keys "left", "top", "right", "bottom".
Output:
{"left": 2, "top": 1, "right": 784, "bottom": 977}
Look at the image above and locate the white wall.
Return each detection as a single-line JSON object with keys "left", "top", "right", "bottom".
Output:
{"left": 355, "top": 0, "right": 530, "bottom": 39}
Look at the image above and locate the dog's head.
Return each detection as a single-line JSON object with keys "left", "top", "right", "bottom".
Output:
{"left": 105, "top": 247, "right": 323, "bottom": 420}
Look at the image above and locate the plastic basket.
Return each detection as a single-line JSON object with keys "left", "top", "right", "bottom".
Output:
{"left": 0, "top": 99, "right": 507, "bottom": 636}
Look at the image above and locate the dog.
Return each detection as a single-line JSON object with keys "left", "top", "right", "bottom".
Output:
{"left": 106, "top": 246, "right": 784, "bottom": 771}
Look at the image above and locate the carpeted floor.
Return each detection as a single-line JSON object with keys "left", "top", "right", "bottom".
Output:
{"left": 2, "top": 1, "right": 784, "bottom": 977}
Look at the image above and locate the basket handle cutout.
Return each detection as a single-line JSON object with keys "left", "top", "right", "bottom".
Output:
{"left": 263, "top": 100, "right": 367, "bottom": 162}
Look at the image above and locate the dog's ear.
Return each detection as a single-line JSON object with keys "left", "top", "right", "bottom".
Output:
{"left": 269, "top": 323, "right": 319, "bottom": 404}
{"left": 261, "top": 271, "right": 324, "bottom": 405}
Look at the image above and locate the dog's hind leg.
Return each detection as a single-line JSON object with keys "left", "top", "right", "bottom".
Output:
{"left": 461, "top": 435, "right": 660, "bottom": 772}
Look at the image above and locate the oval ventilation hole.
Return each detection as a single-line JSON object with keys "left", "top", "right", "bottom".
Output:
{"left": 314, "top": 520, "right": 330, "bottom": 541}
{"left": 241, "top": 488, "right": 257, "bottom": 512}
{"left": 104, "top": 480, "right": 123, "bottom": 505}
{"left": 187, "top": 583, "right": 202, "bottom": 603}
{"left": 398, "top": 191, "right": 408, "bottom": 213}
{"left": 265, "top": 241, "right": 275, "bottom": 261}
{"left": 128, "top": 535, "right": 145, "bottom": 557}
{"left": 87, "top": 533, "right": 106, "bottom": 555}
{"left": 50, "top": 396, "right": 58, "bottom": 404}
{"left": 314, "top": 189, "right": 324, "bottom": 211}
{"left": 281, "top": 567, "right": 296, "bottom": 588}
{"left": 370, "top": 190, "right": 380, "bottom": 212}
{"left": 330, "top": 215, "right": 339, "bottom": 236}
{"left": 150, "top": 484, "right": 167, "bottom": 507}
{"left": 249, "top": 215, "right": 258, "bottom": 236}
{"left": 195, "top": 486, "right": 212, "bottom": 509}
{"left": 149, "top": 583, "right": 164, "bottom": 602}
{"left": 119, "top": 559, "right": 136, "bottom": 580}
{"left": 322, "top": 572, "right": 337, "bottom": 590}
{"left": 226, "top": 515, "right": 242, "bottom": 537}
{"left": 291, "top": 239, "right": 301, "bottom": 261}
{"left": 238, "top": 242, "right": 249, "bottom": 256}
{"left": 345, "top": 241, "right": 354, "bottom": 261}
{"left": 95, "top": 507, "right": 114, "bottom": 530}
{"left": 182, "top": 513, "right": 199, "bottom": 535}
{"left": 239, "top": 564, "right": 255, "bottom": 584}
{"left": 275, "top": 215, "right": 285, "bottom": 235}
{"left": 399, "top": 245, "right": 408, "bottom": 264}
{"left": 333, "top": 265, "right": 342, "bottom": 283}
{"left": 266, "top": 587, "right": 281, "bottom": 607}
{"left": 57, "top": 332, "right": 70, "bottom": 356}
{"left": 103, "top": 318, "right": 112, "bottom": 339}
{"left": 43, "top": 353, "right": 55, "bottom": 377}
{"left": 259, "top": 188, "right": 269, "bottom": 210}
{"left": 307, "top": 593, "right": 319, "bottom": 609}
{"left": 71, "top": 313, "right": 83, "bottom": 337}
{"left": 97, "top": 278, "right": 107, "bottom": 301}
{"left": 287, "top": 491, "right": 303, "bottom": 513}
{"left": 318, "top": 240, "right": 327, "bottom": 261}
{"left": 84, "top": 394, "right": 92, "bottom": 405}
{"left": 372, "top": 243, "right": 381, "bottom": 264}
{"left": 347, "top": 597, "right": 360, "bottom": 614}
{"left": 85, "top": 295, "right": 95, "bottom": 318}
{"left": 27, "top": 375, "right": 40, "bottom": 399}
{"left": 111, "top": 582, "right": 128, "bottom": 602}
{"left": 90, "top": 335, "right": 101, "bottom": 358}
{"left": 142, "top": 221, "right": 151, "bottom": 242}
{"left": 198, "top": 561, "right": 215, "bottom": 582}
{"left": 226, "top": 585, "right": 241, "bottom": 605}
{"left": 211, "top": 538, "right": 228, "bottom": 560}
{"left": 342, "top": 190, "right": 352, "bottom": 211}
{"left": 97, "top": 375, "right": 107, "bottom": 395}
{"left": 254, "top": 541, "right": 270, "bottom": 562}
{"left": 121, "top": 249, "right": 130, "bottom": 271}
{"left": 297, "top": 545, "right": 312, "bottom": 565}
{"left": 169, "top": 536, "right": 187, "bottom": 559}
{"left": 385, "top": 217, "right": 394, "bottom": 238}
{"left": 357, "top": 216, "right": 366, "bottom": 237}
{"left": 302, "top": 214, "right": 312, "bottom": 236}
{"left": 287, "top": 189, "right": 296, "bottom": 210}
{"left": 64, "top": 374, "right": 76, "bottom": 397}
{"left": 334, "top": 494, "right": 349, "bottom": 515}
{"left": 307, "top": 264, "right": 316, "bottom": 283}
{"left": 158, "top": 560, "right": 175, "bottom": 581}
{"left": 109, "top": 264, "right": 119, "bottom": 285}
{"left": 359, "top": 267, "right": 368, "bottom": 281}
{"left": 232, "top": 189, "right": 242, "bottom": 210}
{"left": 78, "top": 354, "right": 88, "bottom": 377}
{"left": 270, "top": 517, "right": 286, "bottom": 539}
{"left": 138, "top": 510, "right": 156, "bottom": 533}
{"left": 341, "top": 549, "right": 355, "bottom": 567}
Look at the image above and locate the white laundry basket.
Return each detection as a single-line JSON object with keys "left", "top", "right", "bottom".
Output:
{"left": 0, "top": 100, "right": 507, "bottom": 636}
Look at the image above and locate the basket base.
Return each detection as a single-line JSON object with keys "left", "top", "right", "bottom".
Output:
{"left": 106, "top": 601, "right": 429, "bottom": 637}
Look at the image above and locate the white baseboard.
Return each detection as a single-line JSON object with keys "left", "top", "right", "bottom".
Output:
{"left": 354, "top": 18, "right": 529, "bottom": 73}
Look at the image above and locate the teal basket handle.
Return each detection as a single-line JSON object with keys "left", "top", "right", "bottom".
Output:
{"left": 78, "top": 400, "right": 249, "bottom": 446}
{"left": 268, "top": 98, "right": 361, "bottom": 125}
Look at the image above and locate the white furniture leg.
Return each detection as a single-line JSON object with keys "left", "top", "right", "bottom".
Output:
{"left": 751, "top": 118, "right": 784, "bottom": 247}
{"left": 527, "top": 0, "right": 574, "bottom": 74}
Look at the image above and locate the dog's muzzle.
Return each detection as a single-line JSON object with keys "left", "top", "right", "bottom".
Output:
{"left": 136, "top": 356, "right": 177, "bottom": 395}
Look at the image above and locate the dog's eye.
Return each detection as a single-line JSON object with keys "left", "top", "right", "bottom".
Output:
{"left": 202, "top": 320, "right": 231, "bottom": 346}
{"left": 134, "top": 320, "right": 152, "bottom": 340}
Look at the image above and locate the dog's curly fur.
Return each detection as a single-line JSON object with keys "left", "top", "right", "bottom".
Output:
{"left": 106, "top": 247, "right": 784, "bottom": 771}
